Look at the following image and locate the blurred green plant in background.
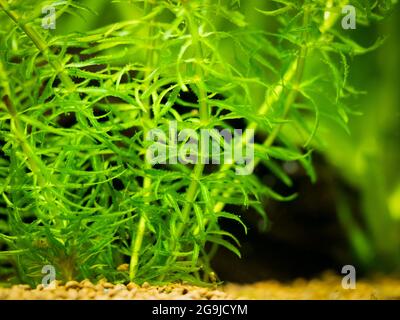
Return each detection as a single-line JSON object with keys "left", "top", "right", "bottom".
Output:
{"left": 322, "top": 7, "right": 400, "bottom": 273}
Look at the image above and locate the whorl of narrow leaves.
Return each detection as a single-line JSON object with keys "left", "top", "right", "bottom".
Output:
{"left": 0, "top": 0, "right": 395, "bottom": 285}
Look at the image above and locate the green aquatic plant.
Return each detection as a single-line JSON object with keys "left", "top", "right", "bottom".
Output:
{"left": 0, "top": 0, "right": 395, "bottom": 286}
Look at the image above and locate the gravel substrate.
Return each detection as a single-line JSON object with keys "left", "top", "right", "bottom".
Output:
{"left": 1, "top": 273, "right": 399, "bottom": 300}
{"left": 0, "top": 280, "right": 233, "bottom": 300}
{"left": 225, "top": 272, "right": 400, "bottom": 300}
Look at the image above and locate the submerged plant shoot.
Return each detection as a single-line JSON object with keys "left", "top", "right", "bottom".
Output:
{"left": 0, "top": 0, "right": 399, "bottom": 300}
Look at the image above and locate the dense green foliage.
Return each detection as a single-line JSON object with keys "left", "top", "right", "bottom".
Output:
{"left": 0, "top": 0, "right": 396, "bottom": 286}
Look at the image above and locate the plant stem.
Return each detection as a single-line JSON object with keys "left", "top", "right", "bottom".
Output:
{"left": 160, "top": 4, "right": 209, "bottom": 277}
{"left": 129, "top": 0, "right": 155, "bottom": 282}
{"left": 129, "top": 213, "right": 146, "bottom": 281}
{"left": 0, "top": 0, "right": 79, "bottom": 227}
{"left": 0, "top": 60, "right": 59, "bottom": 226}
{"left": 263, "top": 7, "right": 310, "bottom": 148}
{"left": 0, "top": 61, "right": 48, "bottom": 186}
{"left": 176, "top": 5, "right": 208, "bottom": 238}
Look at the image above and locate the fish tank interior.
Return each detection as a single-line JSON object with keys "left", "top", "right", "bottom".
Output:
{"left": 0, "top": 0, "right": 399, "bottom": 300}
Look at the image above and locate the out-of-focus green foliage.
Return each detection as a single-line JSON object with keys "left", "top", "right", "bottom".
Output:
{"left": 322, "top": 7, "right": 400, "bottom": 273}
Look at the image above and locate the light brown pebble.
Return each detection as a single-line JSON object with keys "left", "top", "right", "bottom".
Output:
{"left": 106, "top": 289, "right": 117, "bottom": 297}
{"left": 141, "top": 282, "right": 150, "bottom": 288}
{"left": 16, "top": 284, "right": 31, "bottom": 290}
{"left": 117, "top": 263, "right": 129, "bottom": 271}
{"left": 67, "top": 289, "right": 79, "bottom": 300}
{"left": 126, "top": 289, "right": 137, "bottom": 299}
{"left": 205, "top": 292, "right": 214, "bottom": 299}
{"left": 80, "top": 279, "right": 94, "bottom": 288}
{"left": 78, "top": 288, "right": 96, "bottom": 299}
{"left": 55, "top": 290, "right": 68, "bottom": 299}
{"left": 127, "top": 282, "right": 138, "bottom": 290}
{"left": 36, "top": 284, "right": 44, "bottom": 291}
{"left": 114, "top": 284, "right": 126, "bottom": 291}
{"left": 65, "top": 280, "right": 80, "bottom": 289}
{"left": 94, "top": 284, "right": 104, "bottom": 291}
{"left": 103, "top": 282, "right": 114, "bottom": 289}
